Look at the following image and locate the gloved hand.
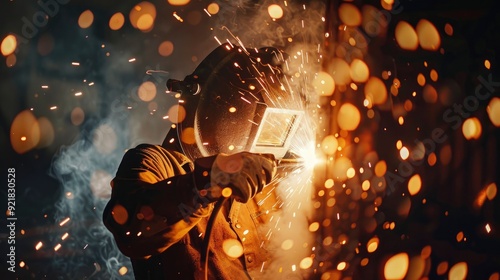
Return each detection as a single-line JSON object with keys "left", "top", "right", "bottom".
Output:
{"left": 209, "top": 152, "right": 277, "bottom": 203}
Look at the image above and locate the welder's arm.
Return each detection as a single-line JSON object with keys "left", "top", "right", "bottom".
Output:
{"left": 102, "top": 144, "right": 217, "bottom": 259}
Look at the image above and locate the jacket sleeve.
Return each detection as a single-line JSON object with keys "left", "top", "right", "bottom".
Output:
{"left": 102, "top": 144, "right": 215, "bottom": 259}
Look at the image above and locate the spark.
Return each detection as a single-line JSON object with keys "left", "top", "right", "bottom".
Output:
{"left": 88, "top": 82, "right": 94, "bottom": 86}
{"left": 35, "top": 241, "right": 43, "bottom": 250}
{"left": 54, "top": 243, "right": 62, "bottom": 251}
{"left": 203, "top": 9, "right": 211, "bottom": 17}
{"left": 71, "top": 62, "right": 80, "bottom": 66}
{"left": 41, "top": 85, "right": 49, "bottom": 89}
{"left": 83, "top": 244, "right": 88, "bottom": 249}
{"left": 128, "top": 58, "right": 136, "bottom": 62}
{"left": 50, "top": 106, "right": 57, "bottom": 110}
{"left": 173, "top": 12, "right": 183, "bottom": 22}
{"left": 61, "top": 233, "right": 69, "bottom": 240}
{"left": 59, "top": 217, "right": 70, "bottom": 226}
{"left": 486, "top": 224, "right": 491, "bottom": 233}
{"left": 74, "top": 92, "right": 82, "bottom": 96}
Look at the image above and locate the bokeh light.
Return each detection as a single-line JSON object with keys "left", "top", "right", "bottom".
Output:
{"left": 448, "top": 262, "right": 468, "bottom": 280}
{"left": 168, "top": 0, "right": 190, "bottom": 5}
{"left": 462, "top": 117, "right": 482, "bottom": 140}
{"left": 222, "top": 239, "right": 244, "bottom": 258}
{"left": 321, "top": 135, "right": 338, "bottom": 155}
{"left": 207, "top": 3, "right": 219, "bottom": 14}
{"left": 350, "top": 59, "right": 369, "bottom": 83}
{"left": 365, "top": 77, "right": 387, "bottom": 105}
{"left": 10, "top": 110, "right": 40, "bottom": 154}
{"left": 338, "top": 3, "right": 361, "bottom": 26}
{"left": 416, "top": 19, "right": 441, "bottom": 51}
{"left": 167, "top": 104, "right": 186, "bottom": 123}
{"left": 313, "top": 71, "right": 335, "bottom": 96}
{"left": 268, "top": 4, "right": 283, "bottom": 19}
{"left": 129, "top": 2, "right": 157, "bottom": 31}
{"left": 330, "top": 58, "right": 351, "bottom": 86}
{"left": 384, "top": 252, "right": 409, "bottom": 280}
{"left": 487, "top": 97, "right": 500, "bottom": 127}
{"left": 137, "top": 81, "right": 157, "bottom": 102}
{"left": 337, "top": 103, "right": 361, "bottom": 131}
{"left": 78, "top": 10, "right": 94, "bottom": 29}
{"left": 1, "top": 34, "right": 17, "bottom": 56}
{"left": 395, "top": 21, "right": 419, "bottom": 51}
{"left": 109, "top": 12, "right": 125, "bottom": 30}
{"left": 408, "top": 174, "right": 422, "bottom": 196}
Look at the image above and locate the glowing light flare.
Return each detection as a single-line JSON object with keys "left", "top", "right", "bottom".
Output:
{"left": 158, "top": 41, "right": 174, "bottom": 57}
{"left": 207, "top": 3, "right": 220, "bottom": 14}
{"left": 338, "top": 3, "right": 361, "bottom": 26}
{"left": 449, "top": 262, "right": 468, "bottom": 280}
{"left": 10, "top": 110, "right": 40, "bottom": 154}
{"left": 78, "top": 10, "right": 94, "bottom": 29}
{"left": 416, "top": 19, "right": 441, "bottom": 51}
{"left": 337, "top": 103, "right": 361, "bottom": 131}
{"left": 487, "top": 97, "right": 500, "bottom": 127}
{"left": 384, "top": 252, "right": 409, "bottom": 280}
{"left": 462, "top": 117, "right": 482, "bottom": 140}
{"left": 130, "top": 2, "right": 156, "bottom": 31}
{"left": 222, "top": 239, "right": 244, "bottom": 258}
{"left": 313, "top": 71, "right": 335, "bottom": 96}
{"left": 365, "top": 77, "right": 387, "bottom": 105}
{"left": 268, "top": 4, "right": 283, "bottom": 19}
{"left": 408, "top": 174, "right": 422, "bottom": 196}
{"left": 138, "top": 81, "right": 157, "bottom": 102}
{"left": 168, "top": 0, "right": 190, "bottom": 5}
{"left": 350, "top": 59, "right": 369, "bottom": 83}
{"left": 1, "top": 34, "right": 17, "bottom": 56}
{"left": 367, "top": 236, "right": 379, "bottom": 253}
{"left": 109, "top": 12, "right": 125, "bottom": 30}
{"left": 395, "top": 21, "right": 419, "bottom": 50}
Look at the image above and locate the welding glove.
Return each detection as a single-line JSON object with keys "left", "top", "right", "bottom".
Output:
{"left": 207, "top": 152, "right": 277, "bottom": 203}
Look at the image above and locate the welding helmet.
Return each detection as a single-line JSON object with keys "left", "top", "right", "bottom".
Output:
{"left": 163, "top": 43, "right": 303, "bottom": 161}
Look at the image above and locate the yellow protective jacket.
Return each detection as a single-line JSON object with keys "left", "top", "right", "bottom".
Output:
{"left": 102, "top": 143, "right": 279, "bottom": 279}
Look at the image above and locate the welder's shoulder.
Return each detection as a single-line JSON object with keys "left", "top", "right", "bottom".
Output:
{"left": 114, "top": 144, "right": 193, "bottom": 184}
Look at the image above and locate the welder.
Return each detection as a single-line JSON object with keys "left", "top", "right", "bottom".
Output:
{"left": 103, "top": 43, "right": 303, "bottom": 279}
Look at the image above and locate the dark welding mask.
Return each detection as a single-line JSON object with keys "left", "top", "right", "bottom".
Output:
{"left": 163, "top": 43, "right": 303, "bottom": 161}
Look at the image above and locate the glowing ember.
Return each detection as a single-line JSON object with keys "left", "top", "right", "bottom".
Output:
{"left": 35, "top": 241, "right": 43, "bottom": 250}
{"left": 54, "top": 243, "right": 62, "bottom": 251}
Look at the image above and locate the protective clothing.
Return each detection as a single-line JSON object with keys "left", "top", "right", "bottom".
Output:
{"left": 103, "top": 143, "right": 280, "bottom": 279}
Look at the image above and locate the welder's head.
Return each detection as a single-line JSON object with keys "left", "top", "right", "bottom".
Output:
{"left": 165, "top": 43, "right": 303, "bottom": 161}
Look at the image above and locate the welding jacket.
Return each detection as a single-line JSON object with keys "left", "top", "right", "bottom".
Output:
{"left": 102, "top": 143, "right": 280, "bottom": 279}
